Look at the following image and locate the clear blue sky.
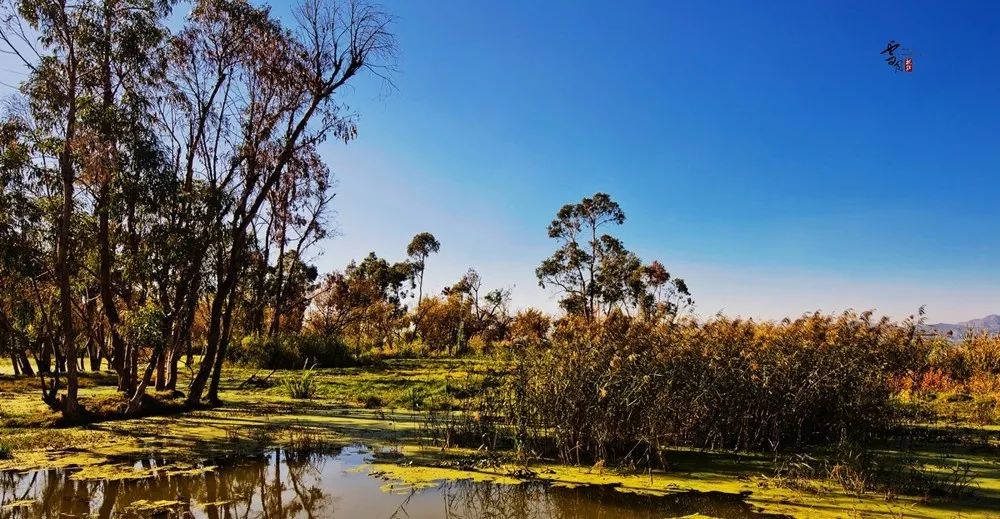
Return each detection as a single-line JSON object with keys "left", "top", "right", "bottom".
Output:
{"left": 314, "top": 0, "right": 1000, "bottom": 322}
{"left": 4, "top": 1, "right": 999, "bottom": 322}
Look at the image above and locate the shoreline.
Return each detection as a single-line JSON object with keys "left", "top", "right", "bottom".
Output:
{"left": 2, "top": 360, "right": 998, "bottom": 518}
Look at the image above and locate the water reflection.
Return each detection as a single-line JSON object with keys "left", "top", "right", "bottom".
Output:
{"left": 0, "top": 446, "right": 788, "bottom": 518}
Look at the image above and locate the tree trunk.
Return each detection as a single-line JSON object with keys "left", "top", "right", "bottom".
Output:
{"left": 165, "top": 346, "right": 181, "bottom": 392}
{"left": 17, "top": 351, "right": 34, "bottom": 376}
{"left": 85, "top": 333, "right": 101, "bottom": 371}
{"left": 53, "top": 334, "right": 65, "bottom": 373}
{"left": 126, "top": 342, "right": 166, "bottom": 414}
{"left": 207, "top": 288, "right": 238, "bottom": 404}
{"left": 165, "top": 306, "right": 195, "bottom": 392}
{"left": 99, "top": 187, "right": 130, "bottom": 390}
{"left": 267, "top": 239, "right": 287, "bottom": 337}
{"left": 37, "top": 339, "right": 52, "bottom": 374}
{"left": 188, "top": 92, "right": 326, "bottom": 406}
{"left": 57, "top": 99, "right": 81, "bottom": 421}
{"left": 188, "top": 204, "right": 251, "bottom": 406}
{"left": 186, "top": 275, "right": 229, "bottom": 406}
{"left": 155, "top": 352, "right": 166, "bottom": 391}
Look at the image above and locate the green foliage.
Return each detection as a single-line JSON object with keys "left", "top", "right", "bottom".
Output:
{"left": 121, "top": 304, "right": 166, "bottom": 351}
{"left": 228, "top": 334, "right": 354, "bottom": 370}
{"left": 0, "top": 440, "right": 12, "bottom": 460}
{"left": 536, "top": 193, "right": 691, "bottom": 321}
{"left": 406, "top": 232, "right": 441, "bottom": 260}
{"left": 406, "top": 231, "right": 441, "bottom": 303}
{"left": 282, "top": 364, "right": 318, "bottom": 399}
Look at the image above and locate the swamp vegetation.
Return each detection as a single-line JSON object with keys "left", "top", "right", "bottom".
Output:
{"left": 1, "top": 0, "right": 1000, "bottom": 517}
{"left": 1, "top": 338, "right": 1000, "bottom": 518}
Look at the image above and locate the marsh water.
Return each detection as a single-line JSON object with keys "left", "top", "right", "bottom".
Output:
{"left": 0, "top": 445, "right": 787, "bottom": 518}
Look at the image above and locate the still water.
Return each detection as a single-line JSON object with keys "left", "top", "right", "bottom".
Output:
{"left": 0, "top": 445, "right": 788, "bottom": 518}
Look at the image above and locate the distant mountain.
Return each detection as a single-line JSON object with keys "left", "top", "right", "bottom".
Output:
{"left": 923, "top": 314, "right": 1000, "bottom": 338}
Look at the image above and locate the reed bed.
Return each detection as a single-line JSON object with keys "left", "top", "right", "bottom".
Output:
{"left": 475, "top": 311, "right": 928, "bottom": 464}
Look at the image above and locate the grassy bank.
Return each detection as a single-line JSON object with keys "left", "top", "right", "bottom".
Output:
{"left": 1, "top": 358, "right": 999, "bottom": 518}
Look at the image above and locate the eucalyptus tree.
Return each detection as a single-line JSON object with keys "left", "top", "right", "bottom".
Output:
{"left": 2, "top": 0, "right": 175, "bottom": 416}
{"left": 536, "top": 193, "right": 625, "bottom": 320}
{"left": 406, "top": 231, "right": 440, "bottom": 305}
{"left": 634, "top": 260, "right": 693, "bottom": 322}
{"left": 80, "top": 0, "right": 172, "bottom": 395}
{"left": 1, "top": 0, "right": 99, "bottom": 418}
{"left": 263, "top": 154, "right": 334, "bottom": 337}
{"left": 306, "top": 252, "right": 413, "bottom": 345}
{"left": 0, "top": 116, "right": 44, "bottom": 377}
{"left": 1, "top": 0, "right": 397, "bottom": 414}
{"left": 173, "top": 0, "right": 397, "bottom": 406}
{"left": 441, "top": 268, "right": 512, "bottom": 343}
{"left": 537, "top": 193, "right": 692, "bottom": 321}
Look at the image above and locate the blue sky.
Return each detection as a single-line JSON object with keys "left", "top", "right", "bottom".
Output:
{"left": 4, "top": 1, "right": 999, "bottom": 322}
{"left": 310, "top": 0, "right": 1000, "bottom": 322}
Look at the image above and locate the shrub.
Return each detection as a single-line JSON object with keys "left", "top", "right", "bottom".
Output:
{"left": 406, "top": 386, "right": 428, "bottom": 410}
{"left": 467, "top": 335, "right": 488, "bottom": 355}
{"left": 509, "top": 309, "right": 550, "bottom": 343}
{"left": 228, "top": 333, "right": 354, "bottom": 369}
{"left": 968, "top": 373, "right": 1000, "bottom": 395}
{"left": 0, "top": 441, "right": 11, "bottom": 460}
{"left": 971, "top": 397, "right": 998, "bottom": 425}
{"left": 962, "top": 333, "right": 1000, "bottom": 376}
{"left": 362, "top": 395, "right": 383, "bottom": 409}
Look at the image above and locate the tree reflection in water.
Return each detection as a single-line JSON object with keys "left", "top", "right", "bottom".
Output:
{"left": 0, "top": 449, "right": 330, "bottom": 519}
{"left": 0, "top": 446, "right": 788, "bottom": 518}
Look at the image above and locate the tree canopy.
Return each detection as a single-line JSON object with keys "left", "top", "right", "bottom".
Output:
{"left": 537, "top": 193, "right": 692, "bottom": 321}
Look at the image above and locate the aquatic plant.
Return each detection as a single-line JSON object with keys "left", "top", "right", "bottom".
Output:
{"left": 283, "top": 364, "right": 319, "bottom": 399}
{"left": 768, "top": 444, "right": 978, "bottom": 500}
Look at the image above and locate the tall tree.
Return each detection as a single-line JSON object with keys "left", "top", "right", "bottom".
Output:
{"left": 536, "top": 193, "right": 691, "bottom": 321}
{"left": 181, "top": 0, "right": 397, "bottom": 406}
{"left": 264, "top": 153, "right": 334, "bottom": 337}
{"left": 0, "top": 117, "right": 44, "bottom": 378}
{"left": 3, "top": 0, "right": 176, "bottom": 416}
{"left": 2, "top": 0, "right": 396, "bottom": 413}
{"left": 1, "top": 0, "right": 95, "bottom": 419}
{"left": 442, "top": 268, "right": 512, "bottom": 343}
{"left": 536, "top": 193, "right": 624, "bottom": 320}
{"left": 406, "top": 231, "right": 440, "bottom": 305}
{"left": 81, "top": 0, "right": 171, "bottom": 396}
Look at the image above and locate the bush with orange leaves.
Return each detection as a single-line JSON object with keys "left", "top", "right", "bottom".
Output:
{"left": 956, "top": 332, "right": 1000, "bottom": 378}
{"left": 916, "top": 332, "right": 1000, "bottom": 393}
{"left": 502, "top": 311, "right": 926, "bottom": 462}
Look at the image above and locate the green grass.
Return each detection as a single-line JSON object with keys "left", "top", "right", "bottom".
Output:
{"left": 1, "top": 358, "right": 999, "bottom": 518}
